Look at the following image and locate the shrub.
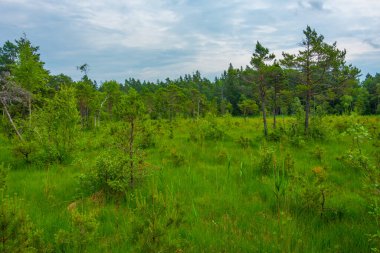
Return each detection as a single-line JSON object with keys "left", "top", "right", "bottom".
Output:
{"left": 257, "top": 145, "right": 275, "bottom": 175}
{"left": 130, "top": 191, "right": 187, "bottom": 253}
{"left": 80, "top": 150, "right": 147, "bottom": 199}
{"left": 55, "top": 209, "right": 98, "bottom": 253}
{"left": 237, "top": 136, "right": 252, "bottom": 149}
{"left": 0, "top": 163, "right": 9, "bottom": 192}
{"left": 0, "top": 196, "right": 47, "bottom": 253}
{"left": 169, "top": 149, "right": 186, "bottom": 167}
{"left": 311, "top": 145, "right": 325, "bottom": 162}
{"left": 337, "top": 149, "right": 370, "bottom": 172}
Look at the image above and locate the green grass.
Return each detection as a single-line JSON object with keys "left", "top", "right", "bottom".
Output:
{"left": 1, "top": 115, "right": 379, "bottom": 252}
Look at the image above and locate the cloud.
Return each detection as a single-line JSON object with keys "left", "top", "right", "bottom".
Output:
{"left": 0, "top": 0, "right": 379, "bottom": 82}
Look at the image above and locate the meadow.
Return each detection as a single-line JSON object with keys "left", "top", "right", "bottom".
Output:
{"left": 1, "top": 114, "right": 379, "bottom": 252}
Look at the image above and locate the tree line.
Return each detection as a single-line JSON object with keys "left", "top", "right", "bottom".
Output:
{"left": 1, "top": 27, "right": 379, "bottom": 141}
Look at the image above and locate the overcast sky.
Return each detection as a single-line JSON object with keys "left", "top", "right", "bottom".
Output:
{"left": 1, "top": 0, "right": 379, "bottom": 83}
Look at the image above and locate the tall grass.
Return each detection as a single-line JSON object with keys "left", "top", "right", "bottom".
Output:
{"left": 1, "top": 115, "right": 379, "bottom": 252}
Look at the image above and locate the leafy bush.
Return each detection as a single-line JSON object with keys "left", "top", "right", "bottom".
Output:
{"left": 189, "top": 115, "right": 226, "bottom": 143}
{"left": 80, "top": 150, "right": 147, "bottom": 199}
{"left": 337, "top": 149, "right": 370, "bottom": 172}
{"left": 33, "top": 87, "right": 80, "bottom": 163}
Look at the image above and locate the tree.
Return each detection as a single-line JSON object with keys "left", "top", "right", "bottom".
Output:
{"left": 0, "top": 41, "right": 18, "bottom": 73}
{"left": 99, "top": 80, "right": 122, "bottom": 120}
{"left": 11, "top": 35, "right": 49, "bottom": 125}
{"left": 249, "top": 41, "right": 275, "bottom": 136}
{"left": 267, "top": 62, "right": 285, "bottom": 129}
{"left": 362, "top": 73, "right": 380, "bottom": 114}
{"left": 117, "top": 88, "right": 145, "bottom": 187}
{"left": 238, "top": 95, "right": 259, "bottom": 119}
{"left": 35, "top": 86, "right": 80, "bottom": 162}
{"left": 0, "top": 72, "right": 30, "bottom": 141}
{"left": 281, "top": 26, "right": 359, "bottom": 133}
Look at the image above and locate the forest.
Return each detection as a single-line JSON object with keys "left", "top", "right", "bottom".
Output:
{"left": 0, "top": 26, "right": 379, "bottom": 252}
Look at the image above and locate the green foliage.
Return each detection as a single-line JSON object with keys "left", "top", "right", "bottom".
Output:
{"left": 130, "top": 191, "right": 187, "bottom": 253}
{"left": 55, "top": 209, "right": 98, "bottom": 253}
{"left": 257, "top": 144, "right": 275, "bottom": 175}
{"left": 80, "top": 151, "right": 146, "bottom": 198}
{"left": 169, "top": 149, "right": 186, "bottom": 167}
{"left": 238, "top": 96, "right": 258, "bottom": 117}
{"left": 12, "top": 139, "right": 36, "bottom": 163}
{"left": 34, "top": 86, "right": 80, "bottom": 163}
{"left": 237, "top": 136, "right": 252, "bottom": 149}
{"left": 343, "top": 122, "right": 371, "bottom": 152}
{"left": 189, "top": 115, "right": 226, "bottom": 143}
{"left": 137, "top": 120, "right": 156, "bottom": 149}
{"left": 11, "top": 36, "right": 49, "bottom": 95}
{"left": 337, "top": 149, "right": 370, "bottom": 172}
{"left": 0, "top": 196, "right": 47, "bottom": 253}
{"left": 362, "top": 154, "right": 380, "bottom": 252}
{"left": 312, "top": 145, "right": 325, "bottom": 162}
{"left": 0, "top": 163, "right": 9, "bottom": 192}
{"left": 291, "top": 167, "right": 329, "bottom": 217}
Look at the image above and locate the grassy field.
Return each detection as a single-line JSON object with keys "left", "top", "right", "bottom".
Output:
{"left": 1, "top": 115, "right": 379, "bottom": 252}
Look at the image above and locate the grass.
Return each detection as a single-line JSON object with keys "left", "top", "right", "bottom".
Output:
{"left": 1, "top": 115, "right": 379, "bottom": 252}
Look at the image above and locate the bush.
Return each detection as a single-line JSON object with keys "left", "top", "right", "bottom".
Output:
{"left": 130, "top": 191, "right": 187, "bottom": 253}
{"left": 237, "top": 136, "right": 252, "bottom": 149}
{"left": 169, "top": 149, "right": 186, "bottom": 167}
{"left": 0, "top": 196, "right": 47, "bottom": 253}
{"left": 257, "top": 145, "right": 275, "bottom": 175}
{"left": 80, "top": 150, "right": 147, "bottom": 199}
{"left": 337, "top": 149, "right": 370, "bottom": 172}
{"left": 0, "top": 163, "right": 9, "bottom": 192}
{"left": 55, "top": 209, "right": 98, "bottom": 253}
{"left": 189, "top": 115, "right": 226, "bottom": 143}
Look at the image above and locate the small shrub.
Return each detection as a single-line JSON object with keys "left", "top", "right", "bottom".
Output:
{"left": 237, "top": 136, "right": 252, "bottom": 149}
{"left": 189, "top": 116, "right": 226, "bottom": 143}
{"left": 55, "top": 209, "right": 98, "bottom": 253}
{"left": 267, "top": 129, "right": 282, "bottom": 142}
{"left": 12, "top": 140, "right": 36, "bottom": 163}
{"left": 169, "top": 149, "right": 186, "bottom": 167}
{"left": 138, "top": 121, "right": 156, "bottom": 149}
{"left": 80, "top": 150, "right": 147, "bottom": 199}
{"left": 337, "top": 149, "right": 370, "bottom": 172}
{"left": 283, "top": 153, "right": 295, "bottom": 176}
{"left": 311, "top": 145, "right": 325, "bottom": 162}
{"left": 215, "top": 149, "right": 228, "bottom": 164}
{"left": 0, "top": 163, "right": 9, "bottom": 192}
{"left": 258, "top": 145, "right": 275, "bottom": 175}
{"left": 0, "top": 196, "right": 47, "bottom": 253}
{"left": 130, "top": 191, "right": 187, "bottom": 253}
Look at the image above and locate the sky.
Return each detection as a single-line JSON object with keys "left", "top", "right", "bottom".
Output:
{"left": 1, "top": 0, "right": 379, "bottom": 83}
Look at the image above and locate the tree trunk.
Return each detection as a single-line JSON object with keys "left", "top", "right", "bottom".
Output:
{"left": 305, "top": 91, "right": 311, "bottom": 134}
{"left": 129, "top": 118, "right": 135, "bottom": 188}
{"left": 1, "top": 99, "right": 24, "bottom": 141}
{"left": 261, "top": 97, "right": 268, "bottom": 136}
{"left": 259, "top": 75, "right": 268, "bottom": 137}
{"left": 273, "top": 91, "right": 277, "bottom": 130}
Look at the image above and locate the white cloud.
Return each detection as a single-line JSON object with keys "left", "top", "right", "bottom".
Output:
{"left": 1, "top": 0, "right": 379, "bottom": 81}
